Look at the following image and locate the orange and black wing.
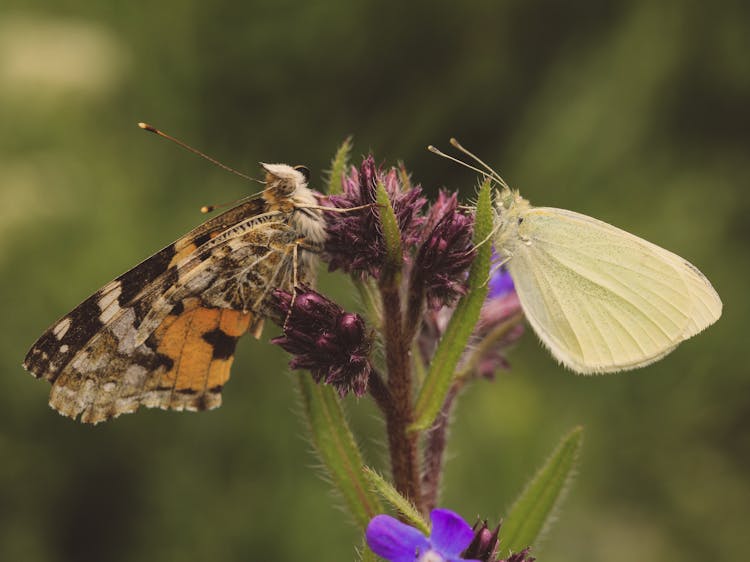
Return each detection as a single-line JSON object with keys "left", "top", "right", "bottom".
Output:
{"left": 22, "top": 199, "right": 290, "bottom": 424}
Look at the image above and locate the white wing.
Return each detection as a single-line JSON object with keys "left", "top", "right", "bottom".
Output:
{"left": 507, "top": 207, "right": 722, "bottom": 373}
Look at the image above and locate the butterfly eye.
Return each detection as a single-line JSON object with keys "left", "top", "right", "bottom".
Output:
{"left": 294, "top": 165, "right": 311, "bottom": 182}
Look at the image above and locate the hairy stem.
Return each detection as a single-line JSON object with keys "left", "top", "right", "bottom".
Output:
{"left": 421, "top": 381, "right": 463, "bottom": 511}
{"left": 380, "top": 279, "right": 422, "bottom": 510}
{"left": 403, "top": 266, "right": 426, "bottom": 346}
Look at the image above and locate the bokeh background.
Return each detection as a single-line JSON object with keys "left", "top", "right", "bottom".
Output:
{"left": 1, "top": 1, "right": 748, "bottom": 561}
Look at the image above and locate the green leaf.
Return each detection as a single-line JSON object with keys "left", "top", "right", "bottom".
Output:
{"left": 327, "top": 136, "right": 353, "bottom": 195}
{"left": 375, "top": 181, "right": 403, "bottom": 281}
{"left": 411, "top": 179, "right": 493, "bottom": 431}
{"left": 502, "top": 426, "right": 584, "bottom": 553}
{"left": 363, "top": 466, "right": 430, "bottom": 535}
{"left": 298, "top": 376, "right": 384, "bottom": 530}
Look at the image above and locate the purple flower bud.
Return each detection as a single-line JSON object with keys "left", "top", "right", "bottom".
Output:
{"left": 323, "top": 156, "right": 426, "bottom": 278}
{"left": 270, "top": 287, "right": 373, "bottom": 397}
{"left": 462, "top": 520, "right": 536, "bottom": 562}
{"left": 414, "top": 191, "right": 476, "bottom": 309}
{"left": 462, "top": 520, "right": 501, "bottom": 562}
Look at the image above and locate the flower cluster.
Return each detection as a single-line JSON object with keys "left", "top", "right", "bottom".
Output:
{"left": 324, "top": 156, "right": 426, "bottom": 278}
{"left": 270, "top": 287, "right": 372, "bottom": 397}
{"left": 324, "top": 155, "right": 480, "bottom": 314}
{"left": 266, "top": 149, "right": 541, "bottom": 562}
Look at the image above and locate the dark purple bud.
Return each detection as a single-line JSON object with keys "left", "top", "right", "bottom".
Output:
{"left": 323, "top": 155, "right": 426, "bottom": 279}
{"left": 271, "top": 286, "right": 373, "bottom": 397}
{"left": 462, "top": 519, "right": 535, "bottom": 562}
{"left": 462, "top": 520, "right": 501, "bottom": 562}
{"left": 413, "top": 190, "right": 476, "bottom": 309}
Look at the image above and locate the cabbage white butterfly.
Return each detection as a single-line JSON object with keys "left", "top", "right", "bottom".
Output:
{"left": 430, "top": 140, "right": 722, "bottom": 374}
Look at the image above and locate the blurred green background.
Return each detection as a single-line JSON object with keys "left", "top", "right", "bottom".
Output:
{"left": 1, "top": 1, "right": 748, "bottom": 561}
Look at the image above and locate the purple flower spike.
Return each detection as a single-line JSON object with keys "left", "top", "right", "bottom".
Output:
{"left": 323, "top": 156, "right": 426, "bottom": 278}
{"left": 366, "top": 509, "right": 481, "bottom": 562}
{"left": 271, "top": 287, "right": 372, "bottom": 397}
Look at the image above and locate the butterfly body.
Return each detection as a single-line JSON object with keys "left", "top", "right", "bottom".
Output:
{"left": 493, "top": 186, "right": 722, "bottom": 374}
{"left": 24, "top": 163, "right": 324, "bottom": 423}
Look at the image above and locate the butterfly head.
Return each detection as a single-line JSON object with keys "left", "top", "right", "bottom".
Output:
{"left": 260, "top": 163, "right": 315, "bottom": 209}
{"left": 259, "top": 162, "right": 326, "bottom": 245}
{"left": 492, "top": 186, "right": 530, "bottom": 254}
{"left": 261, "top": 163, "right": 309, "bottom": 193}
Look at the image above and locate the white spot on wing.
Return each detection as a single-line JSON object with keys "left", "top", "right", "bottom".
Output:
{"left": 123, "top": 364, "right": 147, "bottom": 386}
{"left": 52, "top": 317, "right": 71, "bottom": 340}
{"left": 98, "top": 283, "right": 122, "bottom": 323}
{"left": 111, "top": 308, "right": 137, "bottom": 353}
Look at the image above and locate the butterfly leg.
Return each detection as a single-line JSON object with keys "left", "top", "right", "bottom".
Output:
{"left": 281, "top": 242, "right": 302, "bottom": 331}
{"left": 482, "top": 253, "right": 512, "bottom": 288}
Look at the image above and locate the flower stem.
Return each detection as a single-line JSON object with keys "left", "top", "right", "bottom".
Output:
{"left": 403, "top": 266, "right": 426, "bottom": 345}
{"left": 421, "top": 381, "right": 462, "bottom": 512}
{"left": 380, "top": 279, "right": 422, "bottom": 510}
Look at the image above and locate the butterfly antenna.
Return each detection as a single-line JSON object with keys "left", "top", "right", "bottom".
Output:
{"left": 449, "top": 138, "right": 510, "bottom": 190}
{"left": 427, "top": 145, "right": 495, "bottom": 182}
{"left": 200, "top": 195, "right": 256, "bottom": 214}
{"left": 137, "top": 122, "right": 263, "bottom": 184}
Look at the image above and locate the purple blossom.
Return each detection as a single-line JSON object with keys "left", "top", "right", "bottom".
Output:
{"left": 270, "top": 287, "right": 372, "bottom": 397}
{"left": 323, "top": 156, "right": 426, "bottom": 278}
{"left": 366, "top": 509, "right": 481, "bottom": 562}
{"left": 487, "top": 267, "right": 515, "bottom": 300}
{"left": 414, "top": 191, "right": 476, "bottom": 309}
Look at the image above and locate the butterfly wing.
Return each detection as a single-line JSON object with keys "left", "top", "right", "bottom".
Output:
{"left": 507, "top": 207, "right": 722, "bottom": 373}
{"left": 22, "top": 199, "right": 296, "bottom": 423}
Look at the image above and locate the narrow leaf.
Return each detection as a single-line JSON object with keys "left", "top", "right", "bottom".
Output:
{"left": 411, "top": 179, "right": 493, "bottom": 431}
{"left": 298, "top": 376, "right": 384, "bottom": 530}
{"left": 327, "top": 136, "right": 353, "bottom": 195}
{"left": 363, "top": 466, "right": 430, "bottom": 535}
{"left": 502, "top": 426, "right": 584, "bottom": 552}
{"left": 375, "top": 181, "right": 403, "bottom": 280}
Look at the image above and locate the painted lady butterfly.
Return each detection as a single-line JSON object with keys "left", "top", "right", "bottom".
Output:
{"left": 24, "top": 162, "right": 326, "bottom": 424}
